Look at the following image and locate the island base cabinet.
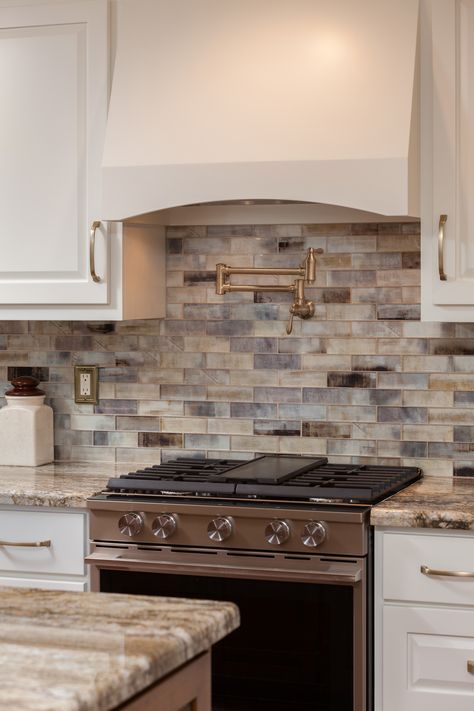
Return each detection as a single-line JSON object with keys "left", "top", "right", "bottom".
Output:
{"left": 382, "top": 603, "right": 474, "bottom": 710}
{"left": 120, "top": 651, "right": 211, "bottom": 711}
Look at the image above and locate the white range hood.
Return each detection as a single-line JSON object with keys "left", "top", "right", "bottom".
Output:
{"left": 102, "top": 0, "right": 420, "bottom": 221}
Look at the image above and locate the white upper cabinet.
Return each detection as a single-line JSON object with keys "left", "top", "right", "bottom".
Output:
{"left": 421, "top": 0, "right": 474, "bottom": 320}
{"left": 0, "top": 0, "right": 165, "bottom": 320}
{"left": 0, "top": 0, "right": 108, "bottom": 305}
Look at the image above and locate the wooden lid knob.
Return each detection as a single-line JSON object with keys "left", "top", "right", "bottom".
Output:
{"left": 6, "top": 376, "right": 45, "bottom": 397}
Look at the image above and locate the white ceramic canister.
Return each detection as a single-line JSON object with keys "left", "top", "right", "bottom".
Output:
{"left": 0, "top": 376, "right": 54, "bottom": 466}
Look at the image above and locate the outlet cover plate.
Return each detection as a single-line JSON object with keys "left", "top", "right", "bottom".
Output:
{"left": 74, "top": 366, "right": 99, "bottom": 404}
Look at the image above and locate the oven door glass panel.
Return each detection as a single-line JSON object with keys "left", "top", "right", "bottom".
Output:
{"left": 100, "top": 570, "right": 353, "bottom": 711}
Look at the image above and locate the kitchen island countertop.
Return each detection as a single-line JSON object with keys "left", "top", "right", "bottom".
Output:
{"left": 0, "top": 587, "right": 239, "bottom": 710}
{"left": 371, "top": 475, "right": 474, "bottom": 529}
{"left": 0, "top": 462, "right": 136, "bottom": 508}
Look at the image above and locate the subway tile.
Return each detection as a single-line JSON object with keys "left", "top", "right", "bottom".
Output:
{"left": 326, "top": 235, "right": 376, "bottom": 252}
{"left": 206, "top": 352, "right": 253, "bottom": 369}
{"left": 254, "top": 354, "right": 301, "bottom": 370}
{"left": 379, "top": 441, "right": 428, "bottom": 458}
{"left": 378, "top": 373, "right": 429, "bottom": 390}
{"left": 328, "top": 439, "right": 377, "bottom": 456}
{"left": 139, "top": 401, "right": 184, "bottom": 416}
{"left": 94, "top": 399, "right": 137, "bottom": 415}
{"left": 184, "top": 369, "right": 230, "bottom": 386}
{"left": 453, "top": 426, "right": 474, "bottom": 442}
{"left": 230, "top": 403, "right": 278, "bottom": 418}
{"left": 117, "top": 416, "right": 160, "bottom": 432}
{"left": 115, "top": 383, "right": 160, "bottom": 399}
{"left": 70, "top": 414, "right": 116, "bottom": 431}
{"left": 352, "top": 356, "right": 401, "bottom": 372}
{"left": 185, "top": 401, "right": 230, "bottom": 417}
{"left": 231, "top": 337, "right": 278, "bottom": 353}
{"left": 278, "top": 371, "right": 327, "bottom": 387}
{"left": 230, "top": 369, "right": 279, "bottom": 386}
{"left": 255, "top": 420, "right": 301, "bottom": 436}
{"left": 403, "top": 390, "right": 454, "bottom": 408}
{"left": 139, "top": 433, "right": 183, "bottom": 448}
{"left": 454, "top": 392, "right": 474, "bottom": 406}
{"left": 351, "top": 252, "right": 402, "bottom": 269}
{"left": 377, "top": 234, "right": 420, "bottom": 251}
{"left": 207, "top": 320, "right": 254, "bottom": 336}
{"left": 378, "top": 338, "right": 428, "bottom": 355}
{"left": 183, "top": 336, "right": 230, "bottom": 353}
{"left": 378, "top": 407, "right": 427, "bottom": 424}
{"left": 303, "top": 388, "right": 352, "bottom": 405}
{"left": 303, "top": 224, "right": 351, "bottom": 237}
{"left": 326, "top": 305, "right": 377, "bottom": 321}
{"left": 376, "top": 270, "right": 420, "bottom": 287}
{"left": 98, "top": 367, "right": 139, "bottom": 383}
{"left": 352, "top": 322, "right": 403, "bottom": 338}
{"left": 430, "top": 339, "right": 474, "bottom": 355}
{"left": 376, "top": 304, "right": 420, "bottom": 320}
{"left": 325, "top": 338, "right": 377, "bottom": 355}
{"left": 184, "top": 434, "right": 230, "bottom": 450}
{"left": 301, "top": 355, "right": 351, "bottom": 371}
{"left": 429, "top": 408, "right": 474, "bottom": 425}
{"left": 160, "top": 385, "right": 207, "bottom": 400}
{"left": 403, "top": 424, "right": 453, "bottom": 442}
{"left": 138, "top": 369, "right": 184, "bottom": 385}
{"left": 430, "top": 374, "right": 474, "bottom": 391}
{"left": 352, "top": 423, "right": 401, "bottom": 440}
{"left": 351, "top": 288, "right": 402, "bottom": 304}
{"left": 159, "top": 353, "right": 206, "bottom": 368}
{"left": 93, "top": 431, "right": 137, "bottom": 447}
{"left": 327, "top": 405, "right": 377, "bottom": 422}
{"left": 428, "top": 442, "right": 474, "bottom": 459}
{"left": 453, "top": 356, "right": 474, "bottom": 372}
{"left": 279, "top": 437, "right": 327, "bottom": 455}
{"left": 328, "top": 270, "right": 376, "bottom": 287}
{"left": 302, "top": 422, "right": 351, "bottom": 438}
{"left": 7, "top": 366, "right": 49, "bottom": 382}
{"left": 327, "top": 372, "right": 376, "bottom": 388}
{"left": 231, "top": 236, "right": 278, "bottom": 253}
{"left": 454, "top": 462, "right": 474, "bottom": 477}
{"left": 208, "top": 419, "right": 254, "bottom": 435}
{"left": 161, "top": 417, "right": 207, "bottom": 434}
{"left": 403, "top": 322, "right": 456, "bottom": 338}
{"left": 230, "top": 435, "right": 279, "bottom": 453}
{"left": 403, "top": 356, "right": 452, "bottom": 373}
{"left": 207, "top": 386, "right": 253, "bottom": 402}
{"left": 279, "top": 404, "right": 326, "bottom": 420}
{"left": 254, "top": 387, "right": 301, "bottom": 403}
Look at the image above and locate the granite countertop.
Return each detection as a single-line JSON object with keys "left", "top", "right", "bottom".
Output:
{"left": 0, "top": 587, "right": 239, "bottom": 710}
{"left": 371, "top": 475, "right": 474, "bottom": 530}
{"left": 0, "top": 462, "right": 133, "bottom": 508}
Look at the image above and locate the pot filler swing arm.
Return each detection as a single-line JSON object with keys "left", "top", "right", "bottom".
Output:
{"left": 215, "top": 247, "right": 322, "bottom": 334}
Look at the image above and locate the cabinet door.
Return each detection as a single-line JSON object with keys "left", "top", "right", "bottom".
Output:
{"left": 422, "top": 0, "right": 474, "bottom": 316}
{"left": 0, "top": 0, "right": 108, "bottom": 304}
{"left": 383, "top": 605, "right": 474, "bottom": 711}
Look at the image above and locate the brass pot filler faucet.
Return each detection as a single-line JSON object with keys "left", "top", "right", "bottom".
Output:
{"left": 216, "top": 247, "right": 323, "bottom": 334}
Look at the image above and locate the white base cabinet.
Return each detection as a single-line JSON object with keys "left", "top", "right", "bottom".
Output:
{"left": 375, "top": 528, "right": 474, "bottom": 710}
{"left": 0, "top": 507, "right": 89, "bottom": 591}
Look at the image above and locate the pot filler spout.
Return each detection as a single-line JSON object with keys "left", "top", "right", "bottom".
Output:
{"left": 216, "top": 247, "right": 321, "bottom": 334}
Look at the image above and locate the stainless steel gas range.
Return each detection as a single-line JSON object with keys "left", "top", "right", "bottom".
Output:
{"left": 86, "top": 455, "right": 421, "bottom": 711}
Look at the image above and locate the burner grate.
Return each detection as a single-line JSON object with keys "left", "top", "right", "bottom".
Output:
{"left": 104, "top": 456, "right": 421, "bottom": 504}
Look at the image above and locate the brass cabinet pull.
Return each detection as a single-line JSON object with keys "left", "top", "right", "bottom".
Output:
{"left": 438, "top": 214, "right": 448, "bottom": 281}
{"left": 421, "top": 564, "right": 474, "bottom": 578}
{"left": 0, "top": 539, "right": 51, "bottom": 548}
{"left": 90, "top": 220, "right": 102, "bottom": 283}
{"left": 468, "top": 661, "right": 474, "bottom": 674}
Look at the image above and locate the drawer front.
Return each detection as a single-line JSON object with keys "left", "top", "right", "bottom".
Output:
{"left": 383, "top": 531, "right": 474, "bottom": 605}
{"left": 0, "top": 509, "right": 85, "bottom": 576}
{"left": 383, "top": 605, "right": 474, "bottom": 711}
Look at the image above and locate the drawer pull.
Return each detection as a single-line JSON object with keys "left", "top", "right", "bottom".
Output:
{"left": 468, "top": 661, "right": 474, "bottom": 675}
{"left": 421, "top": 564, "right": 474, "bottom": 578}
{"left": 0, "top": 539, "right": 51, "bottom": 548}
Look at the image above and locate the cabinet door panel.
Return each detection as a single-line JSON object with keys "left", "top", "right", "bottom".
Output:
{"left": 0, "top": 1, "right": 107, "bottom": 304}
{"left": 430, "top": 0, "right": 474, "bottom": 305}
{"left": 383, "top": 605, "right": 474, "bottom": 711}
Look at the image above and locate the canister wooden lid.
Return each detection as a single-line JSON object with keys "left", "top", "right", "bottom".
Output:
{"left": 6, "top": 376, "right": 45, "bottom": 396}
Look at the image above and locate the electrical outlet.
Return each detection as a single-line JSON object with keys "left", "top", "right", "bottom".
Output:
{"left": 74, "top": 366, "right": 98, "bottom": 404}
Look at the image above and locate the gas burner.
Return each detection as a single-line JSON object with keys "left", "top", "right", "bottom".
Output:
{"left": 103, "top": 455, "right": 422, "bottom": 505}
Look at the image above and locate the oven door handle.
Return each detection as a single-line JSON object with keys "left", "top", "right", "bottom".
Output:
{"left": 85, "top": 548, "right": 363, "bottom": 585}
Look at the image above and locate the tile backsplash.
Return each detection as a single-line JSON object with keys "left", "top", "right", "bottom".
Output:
{"left": 2, "top": 221, "right": 474, "bottom": 477}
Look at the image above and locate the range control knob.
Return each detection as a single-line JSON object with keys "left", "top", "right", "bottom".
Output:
{"left": 301, "top": 521, "right": 327, "bottom": 547}
{"left": 207, "top": 516, "right": 233, "bottom": 542}
{"left": 118, "top": 512, "right": 144, "bottom": 537}
{"left": 265, "top": 520, "right": 290, "bottom": 546}
{"left": 152, "top": 514, "right": 178, "bottom": 540}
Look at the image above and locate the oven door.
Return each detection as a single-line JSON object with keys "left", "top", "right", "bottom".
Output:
{"left": 86, "top": 543, "right": 368, "bottom": 711}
